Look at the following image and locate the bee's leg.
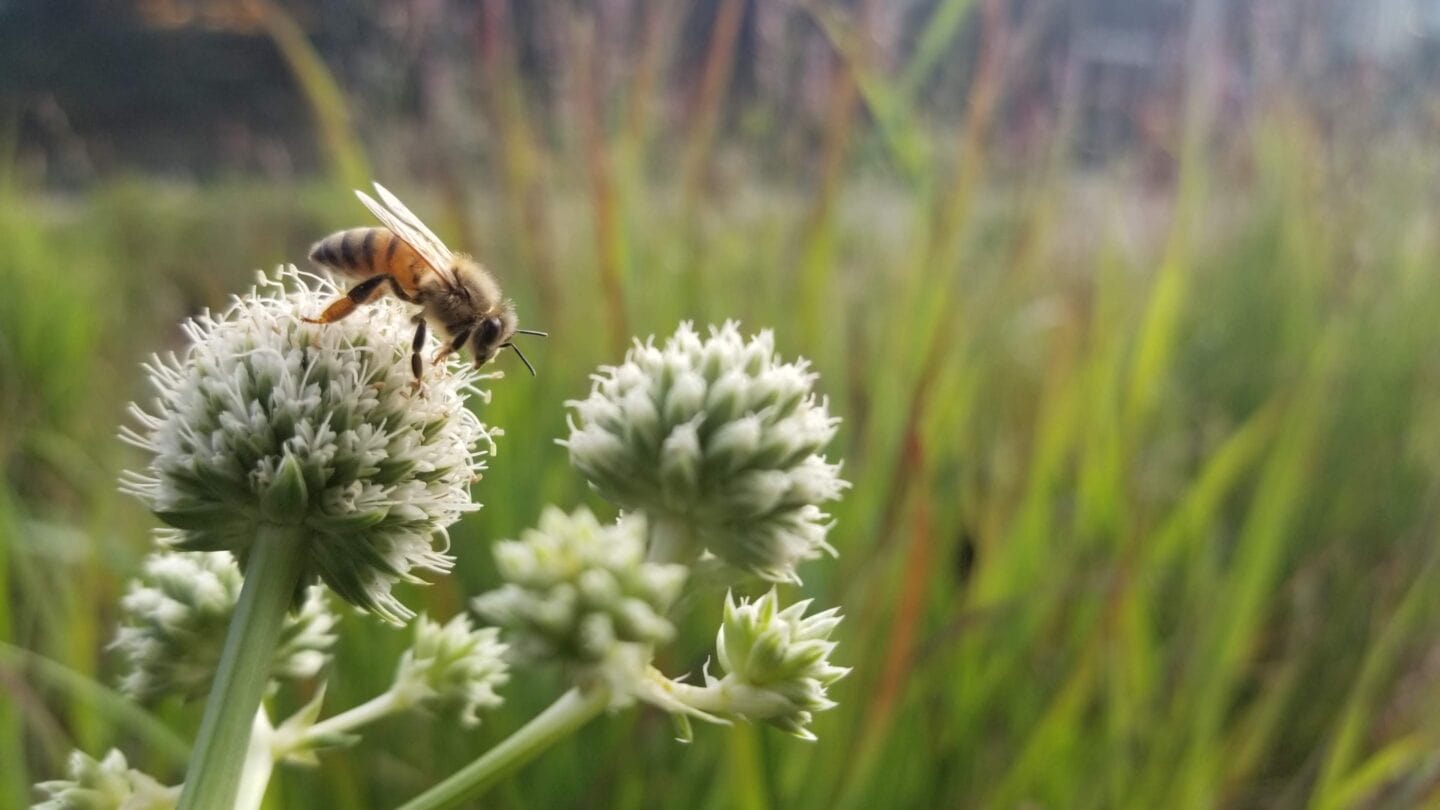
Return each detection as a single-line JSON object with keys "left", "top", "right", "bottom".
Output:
{"left": 389, "top": 278, "right": 419, "bottom": 303}
{"left": 408, "top": 316, "right": 428, "bottom": 394}
{"left": 302, "top": 274, "right": 396, "bottom": 324}
{"left": 431, "top": 328, "right": 471, "bottom": 366}
{"left": 410, "top": 316, "right": 427, "bottom": 379}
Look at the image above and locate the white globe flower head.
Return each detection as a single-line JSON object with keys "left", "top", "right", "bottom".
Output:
{"left": 121, "top": 266, "right": 495, "bottom": 624}
{"left": 33, "top": 749, "right": 179, "bottom": 810}
{"left": 473, "top": 506, "right": 688, "bottom": 667}
{"left": 112, "top": 551, "right": 338, "bottom": 702}
{"left": 563, "top": 322, "right": 848, "bottom": 584}
{"left": 392, "top": 613, "right": 510, "bottom": 727}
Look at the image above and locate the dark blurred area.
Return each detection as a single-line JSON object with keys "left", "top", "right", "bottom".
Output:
{"left": 4, "top": 0, "right": 1439, "bottom": 187}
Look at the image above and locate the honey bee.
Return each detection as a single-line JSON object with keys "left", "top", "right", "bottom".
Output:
{"left": 304, "top": 183, "right": 545, "bottom": 381}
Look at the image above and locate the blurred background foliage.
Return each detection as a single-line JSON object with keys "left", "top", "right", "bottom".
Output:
{"left": 4, "top": 0, "right": 1440, "bottom": 807}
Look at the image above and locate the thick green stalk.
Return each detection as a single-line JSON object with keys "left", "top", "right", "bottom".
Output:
{"left": 177, "top": 523, "right": 308, "bottom": 810}
{"left": 399, "top": 686, "right": 612, "bottom": 810}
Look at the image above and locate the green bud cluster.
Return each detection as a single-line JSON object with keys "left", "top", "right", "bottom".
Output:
{"left": 111, "top": 551, "right": 337, "bottom": 702}
{"left": 706, "top": 589, "right": 848, "bottom": 740}
{"left": 33, "top": 749, "right": 178, "bottom": 810}
{"left": 473, "top": 507, "right": 688, "bottom": 666}
{"left": 393, "top": 613, "right": 510, "bottom": 727}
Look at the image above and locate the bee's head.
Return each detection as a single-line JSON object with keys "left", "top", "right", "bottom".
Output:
{"left": 470, "top": 307, "right": 517, "bottom": 368}
{"left": 472, "top": 304, "right": 545, "bottom": 376}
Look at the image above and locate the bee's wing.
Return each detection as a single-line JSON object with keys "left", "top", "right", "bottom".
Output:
{"left": 355, "top": 184, "right": 456, "bottom": 286}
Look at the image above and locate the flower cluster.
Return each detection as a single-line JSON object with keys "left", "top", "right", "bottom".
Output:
{"left": 564, "top": 322, "right": 847, "bottom": 583}
{"left": 473, "top": 507, "right": 688, "bottom": 666}
{"left": 392, "top": 613, "right": 510, "bottom": 727}
{"left": 33, "top": 749, "right": 178, "bottom": 810}
{"left": 62, "top": 294, "right": 852, "bottom": 810}
{"left": 121, "top": 266, "right": 493, "bottom": 624}
{"left": 112, "top": 551, "right": 337, "bottom": 702}
{"left": 635, "top": 588, "right": 848, "bottom": 741}
{"left": 705, "top": 589, "right": 848, "bottom": 739}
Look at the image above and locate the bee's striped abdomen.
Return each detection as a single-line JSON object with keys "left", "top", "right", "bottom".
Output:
{"left": 309, "top": 227, "right": 391, "bottom": 279}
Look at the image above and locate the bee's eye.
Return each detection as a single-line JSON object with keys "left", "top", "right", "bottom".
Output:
{"left": 478, "top": 317, "right": 502, "bottom": 346}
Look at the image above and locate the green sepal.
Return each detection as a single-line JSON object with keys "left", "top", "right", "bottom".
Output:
{"left": 672, "top": 712, "right": 695, "bottom": 744}
{"left": 306, "top": 508, "right": 390, "bottom": 533}
{"left": 260, "top": 453, "right": 309, "bottom": 523}
{"left": 154, "top": 503, "right": 235, "bottom": 531}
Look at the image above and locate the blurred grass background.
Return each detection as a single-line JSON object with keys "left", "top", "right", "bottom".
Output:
{"left": 5, "top": 0, "right": 1440, "bottom": 807}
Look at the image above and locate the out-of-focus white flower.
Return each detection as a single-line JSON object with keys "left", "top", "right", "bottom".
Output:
{"left": 392, "top": 613, "right": 510, "bottom": 727}
{"left": 121, "top": 266, "right": 494, "bottom": 624}
{"left": 111, "top": 551, "right": 337, "bottom": 702}
{"left": 563, "top": 322, "right": 847, "bottom": 583}
{"left": 655, "top": 588, "right": 848, "bottom": 741}
{"left": 473, "top": 507, "right": 687, "bottom": 666}
{"left": 32, "top": 749, "right": 179, "bottom": 810}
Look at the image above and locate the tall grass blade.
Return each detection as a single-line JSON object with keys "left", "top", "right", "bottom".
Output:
{"left": 0, "top": 641, "right": 190, "bottom": 765}
{"left": 256, "top": 0, "right": 371, "bottom": 190}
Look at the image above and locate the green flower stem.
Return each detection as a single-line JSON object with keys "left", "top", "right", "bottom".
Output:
{"left": 177, "top": 523, "right": 308, "bottom": 810}
{"left": 399, "top": 685, "right": 612, "bottom": 810}
{"left": 726, "top": 725, "right": 770, "bottom": 810}
{"left": 235, "top": 710, "right": 276, "bottom": 810}
{"left": 289, "top": 688, "right": 405, "bottom": 752}
{"left": 646, "top": 514, "right": 696, "bottom": 565}
{"left": 653, "top": 675, "right": 792, "bottom": 719}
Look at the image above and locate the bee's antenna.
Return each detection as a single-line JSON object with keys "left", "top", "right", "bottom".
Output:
{"left": 507, "top": 344, "right": 537, "bottom": 376}
{"left": 515, "top": 329, "right": 549, "bottom": 337}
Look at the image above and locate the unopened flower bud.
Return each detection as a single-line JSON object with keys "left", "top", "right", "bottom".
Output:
{"left": 32, "top": 749, "right": 178, "bottom": 810}
{"left": 702, "top": 589, "right": 848, "bottom": 740}
{"left": 392, "top": 613, "right": 509, "bottom": 727}
{"left": 473, "top": 507, "right": 687, "bottom": 667}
